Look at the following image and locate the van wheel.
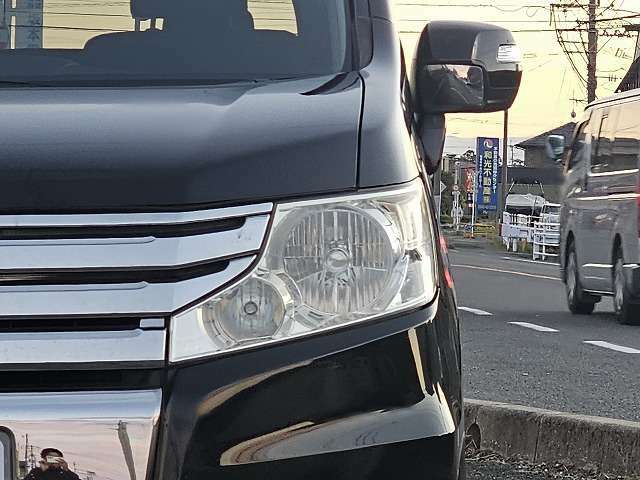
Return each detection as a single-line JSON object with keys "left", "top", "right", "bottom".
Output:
{"left": 566, "top": 245, "right": 596, "bottom": 315}
{"left": 613, "top": 250, "right": 640, "bottom": 325}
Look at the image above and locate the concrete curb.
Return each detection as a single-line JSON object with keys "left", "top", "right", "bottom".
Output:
{"left": 465, "top": 399, "right": 640, "bottom": 477}
{"left": 445, "top": 237, "right": 496, "bottom": 251}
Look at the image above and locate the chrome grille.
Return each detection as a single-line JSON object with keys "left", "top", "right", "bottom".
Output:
{"left": 0, "top": 203, "right": 272, "bottom": 366}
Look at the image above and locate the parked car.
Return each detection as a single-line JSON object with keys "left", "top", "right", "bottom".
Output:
{"left": 0, "top": 1, "right": 521, "bottom": 479}
{"left": 554, "top": 90, "right": 640, "bottom": 324}
{"left": 505, "top": 193, "right": 547, "bottom": 218}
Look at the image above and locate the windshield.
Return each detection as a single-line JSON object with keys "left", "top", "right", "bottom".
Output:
{"left": 0, "top": 0, "right": 352, "bottom": 85}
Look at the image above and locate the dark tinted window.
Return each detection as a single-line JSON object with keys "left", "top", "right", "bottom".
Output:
{"left": 0, "top": 0, "right": 352, "bottom": 86}
{"left": 567, "top": 122, "right": 588, "bottom": 171}
{"left": 592, "top": 108, "right": 619, "bottom": 174}
{"left": 612, "top": 102, "right": 640, "bottom": 172}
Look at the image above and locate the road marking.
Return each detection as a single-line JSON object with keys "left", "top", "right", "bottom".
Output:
{"left": 459, "top": 306, "right": 493, "bottom": 316}
{"left": 509, "top": 322, "right": 559, "bottom": 333}
{"left": 452, "top": 264, "right": 561, "bottom": 281}
{"left": 584, "top": 341, "right": 640, "bottom": 354}
{"left": 501, "top": 256, "right": 559, "bottom": 266}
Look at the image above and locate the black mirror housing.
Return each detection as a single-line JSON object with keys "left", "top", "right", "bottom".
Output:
{"left": 413, "top": 21, "right": 522, "bottom": 114}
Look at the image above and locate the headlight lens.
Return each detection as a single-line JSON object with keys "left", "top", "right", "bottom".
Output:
{"left": 170, "top": 179, "right": 437, "bottom": 362}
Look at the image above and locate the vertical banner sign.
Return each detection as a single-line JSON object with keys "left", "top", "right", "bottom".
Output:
{"left": 463, "top": 167, "right": 475, "bottom": 193}
{"left": 476, "top": 137, "right": 499, "bottom": 212}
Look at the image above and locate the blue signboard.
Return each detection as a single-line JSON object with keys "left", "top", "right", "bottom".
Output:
{"left": 476, "top": 137, "right": 500, "bottom": 212}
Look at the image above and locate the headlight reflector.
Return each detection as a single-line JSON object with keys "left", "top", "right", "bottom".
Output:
{"left": 280, "top": 206, "right": 398, "bottom": 318}
{"left": 170, "top": 179, "right": 436, "bottom": 362}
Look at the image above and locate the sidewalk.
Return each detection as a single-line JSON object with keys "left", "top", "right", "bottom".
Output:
{"left": 444, "top": 229, "right": 561, "bottom": 261}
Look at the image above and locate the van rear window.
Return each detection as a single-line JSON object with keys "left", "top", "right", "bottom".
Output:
{"left": 612, "top": 103, "right": 640, "bottom": 172}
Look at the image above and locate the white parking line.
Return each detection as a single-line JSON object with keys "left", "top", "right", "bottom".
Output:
{"left": 459, "top": 306, "right": 493, "bottom": 316}
{"left": 452, "top": 264, "right": 561, "bottom": 282}
{"left": 583, "top": 341, "right": 640, "bottom": 354}
{"left": 509, "top": 322, "right": 559, "bottom": 333}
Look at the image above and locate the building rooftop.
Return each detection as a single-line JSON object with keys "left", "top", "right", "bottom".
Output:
{"left": 516, "top": 122, "right": 576, "bottom": 149}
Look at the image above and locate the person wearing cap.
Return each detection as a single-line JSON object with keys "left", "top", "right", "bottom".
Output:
{"left": 23, "top": 448, "right": 80, "bottom": 480}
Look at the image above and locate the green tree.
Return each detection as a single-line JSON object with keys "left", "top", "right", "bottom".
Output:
{"left": 440, "top": 171, "right": 454, "bottom": 218}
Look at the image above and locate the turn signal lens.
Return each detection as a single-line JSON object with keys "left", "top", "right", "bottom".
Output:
{"left": 170, "top": 179, "right": 437, "bottom": 362}
{"left": 497, "top": 44, "right": 522, "bottom": 64}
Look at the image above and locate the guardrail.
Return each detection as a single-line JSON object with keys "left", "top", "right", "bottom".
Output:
{"left": 532, "top": 219, "right": 560, "bottom": 261}
{"left": 501, "top": 212, "right": 560, "bottom": 261}
{"left": 501, "top": 212, "right": 535, "bottom": 250}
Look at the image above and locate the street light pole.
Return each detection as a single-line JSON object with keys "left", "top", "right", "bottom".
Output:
{"left": 498, "top": 110, "right": 509, "bottom": 226}
{"left": 453, "top": 161, "right": 460, "bottom": 231}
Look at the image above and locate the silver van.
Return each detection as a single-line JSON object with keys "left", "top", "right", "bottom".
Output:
{"left": 556, "top": 90, "right": 640, "bottom": 325}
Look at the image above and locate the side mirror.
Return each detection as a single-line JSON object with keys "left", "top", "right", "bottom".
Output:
{"left": 545, "top": 135, "right": 565, "bottom": 162}
{"left": 412, "top": 21, "right": 522, "bottom": 114}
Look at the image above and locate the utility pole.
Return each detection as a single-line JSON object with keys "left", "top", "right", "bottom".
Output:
{"left": 552, "top": 1, "right": 640, "bottom": 100}
{"left": 587, "top": 0, "right": 598, "bottom": 103}
{"left": 453, "top": 162, "right": 461, "bottom": 231}
{"left": 498, "top": 110, "right": 509, "bottom": 224}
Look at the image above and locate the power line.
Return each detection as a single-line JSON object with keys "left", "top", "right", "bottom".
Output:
{"left": 550, "top": 1, "right": 638, "bottom": 102}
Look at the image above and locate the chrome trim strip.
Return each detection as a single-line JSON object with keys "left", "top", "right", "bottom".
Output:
{"left": 0, "top": 216, "right": 269, "bottom": 271}
{"left": 577, "top": 193, "right": 638, "bottom": 201}
{"left": 0, "top": 329, "right": 165, "bottom": 365}
{"left": 607, "top": 193, "right": 639, "bottom": 200}
{"left": 0, "top": 203, "right": 273, "bottom": 227}
{"left": 140, "top": 318, "right": 165, "bottom": 329}
{"left": 0, "top": 257, "right": 255, "bottom": 317}
{"left": 584, "top": 289, "right": 613, "bottom": 296}
{"left": 0, "top": 390, "right": 161, "bottom": 480}
{"left": 589, "top": 168, "right": 639, "bottom": 177}
{"left": 583, "top": 263, "right": 613, "bottom": 269}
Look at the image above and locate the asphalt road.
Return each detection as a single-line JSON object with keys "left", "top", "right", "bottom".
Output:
{"left": 451, "top": 245, "right": 640, "bottom": 422}
{"left": 466, "top": 456, "right": 611, "bottom": 480}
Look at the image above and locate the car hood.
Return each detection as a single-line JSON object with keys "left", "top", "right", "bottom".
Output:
{"left": 0, "top": 74, "right": 361, "bottom": 213}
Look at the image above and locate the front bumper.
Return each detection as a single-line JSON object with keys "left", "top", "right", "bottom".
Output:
{"left": 1, "top": 296, "right": 463, "bottom": 480}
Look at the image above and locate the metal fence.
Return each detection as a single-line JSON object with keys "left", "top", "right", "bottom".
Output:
{"left": 501, "top": 212, "right": 534, "bottom": 249}
{"left": 532, "top": 219, "right": 560, "bottom": 261}
{"left": 501, "top": 212, "right": 560, "bottom": 261}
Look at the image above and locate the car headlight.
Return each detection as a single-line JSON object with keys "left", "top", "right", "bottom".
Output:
{"left": 170, "top": 179, "right": 437, "bottom": 362}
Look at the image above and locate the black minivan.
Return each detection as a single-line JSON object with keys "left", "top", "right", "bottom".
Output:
{"left": 0, "top": 1, "right": 520, "bottom": 479}
{"left": 557, "top": 90, "right": 640, "bottom": 325}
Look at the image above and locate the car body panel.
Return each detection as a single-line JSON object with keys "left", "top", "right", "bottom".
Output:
{"left": 0, "top": 1, "right": 465, "bottom": 478}
{"left": 156, "top": 295, "right": 463, "bottom": 480}
{"left": 0, "top": 76, "right": 362, "bottom": 213}
{"left": 561, "top": 95, "right": 640, "bottom": 296}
